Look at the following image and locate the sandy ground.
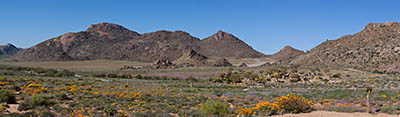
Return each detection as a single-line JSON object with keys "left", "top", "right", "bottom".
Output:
{"left": 274, "top": 111, "right": 398, "bottom": 117}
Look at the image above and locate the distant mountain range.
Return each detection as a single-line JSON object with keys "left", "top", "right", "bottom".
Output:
{"left": 12, "top": 22, "right": 265, "bottom": 62}
{"left": 7, "top": 22, "right": 400, "bottom": 72}
{"left": 0, "top": 43, "right": 22, "bottom": 56}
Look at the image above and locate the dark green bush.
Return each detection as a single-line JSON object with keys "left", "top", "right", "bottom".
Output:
{"left": 135, "top": 75, "right": 143, "bottom": 79}
{"left": 0, "top": 89, "right": 16, "bottom": 104}
{"left": 18, "top": 94, "right": 55, "bottom": 111}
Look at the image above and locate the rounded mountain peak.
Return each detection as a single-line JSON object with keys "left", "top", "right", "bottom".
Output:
{"left": 86, "top": 22, "right": 140, "bottom": 36}
{"left": 86, "top": 22, "right": 127, "bottom": 32}
{"left": 207, "top": 30, "right": 237, "bottom": 41}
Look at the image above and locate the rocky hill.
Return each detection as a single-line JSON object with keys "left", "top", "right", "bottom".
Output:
{"left": 270, "top": 45, "right": 305, "bottom": 61}
{"left": 292, "top": 22, "right": 400, "bottom": 72}
{"left": 13, "top": 22, "right": 265, "bottom": 62}
{"left": 199, "top": 30, "right": 266, "bottom": 58}
{"left": 0, "top": 43, "right": 22, "bottom": 56}
{"left": 173, "top": 50, "right": 210, "bottom": 67}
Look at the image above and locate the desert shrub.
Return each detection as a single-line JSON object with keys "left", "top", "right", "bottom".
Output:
{"left": 135, "top": 74, "right": 143, "bottom": 79}
{"left": 237, "top": 94, "right": 313, "bottom": 116}
{"left": 55, "top": 93, "right": 71, "bottom": 100}
{"left": 237, "top": 101, "right": 280, "bottom": 116}
{"left": 218, "top": 73, "right": 225, "bottom": 78}
{"left": 200, "top": 100, "right": 230, "bottom": 116}
{"left": 18, "top": 94, "right": 55, "bottom": 111}
{"left": 56, "top": 70, "right": 75, "bottom": 77}
{"left": 323, "top": 68, "right": 330, "bottom": 73}
{"left": 186, "top": 76, "right": 198, "bottom": 82}
{"left": 93, "top": 74, "right": 107, "bottom": 78}
{"left": 230, "top": 74, "right": 242, "bottom": 83}
{"left": 104, "top": 104, "right": 118, "bottom": 116}
{"left": 40, "top": 111, "right": 55, "bottom": 117}
{"left": 275, "top": 94, "right": 313, "bottom": 113}
{"left": 107, "top": 73, "right": 118, "bottom": 78}
{"left": 0, "top": 89, "right": 16, "bottom": 104}
{"left": 380, "top": 105, "right": 400, "bottom": 114}
{"left": 44, "top": 69, "right": 57, "bottom": 76}
{"left": 332, "top": 73, "right": 341, "bottom": 78}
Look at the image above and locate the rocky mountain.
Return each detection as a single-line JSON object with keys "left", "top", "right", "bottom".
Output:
{"left": 292, "top": 22, "right": 400, "bottom": 72}
{"left": 0, "top": 43, "right": 22, "bottom": 56}
{"left": 13, "top": 22, "right": 265, "bottom": 62}
{"left": 270, "top": 45, "right": 305, "bottom": 61}
{"left": 199, "top": 30, "right": 266, "bottom": 58}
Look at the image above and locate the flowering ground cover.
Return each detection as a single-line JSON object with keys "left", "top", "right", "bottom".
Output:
{"left": 0, "top": 65, "right": 399, "bottom": 116}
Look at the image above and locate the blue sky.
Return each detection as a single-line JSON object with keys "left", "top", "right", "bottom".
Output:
{"left": 0, "top": 0, "right": 399, "bottom": 54}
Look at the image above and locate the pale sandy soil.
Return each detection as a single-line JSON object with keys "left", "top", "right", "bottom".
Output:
{"left": 274, "top": 111, "right": 398, "bottom": 117}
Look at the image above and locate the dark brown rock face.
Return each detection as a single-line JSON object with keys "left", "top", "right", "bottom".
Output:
{"left": 13, "top": 22, "right": 265, "bottom": 62}
{"left": 270, "top": 46, "right": 305, "bottom": 61}
{"left": 214, "top": 58, "right": 233, "bottom": 67}
{"left": 150, "top": 58, "right": 175, "bottom": 69}
{"left": 292, "top": 22, "right": 400, "bottom": 72}
{"left": 173, "top": 50, "right": 210, "bottom": 66}
{"left": 0, "top": 43, "right": 22, "bottom": 56}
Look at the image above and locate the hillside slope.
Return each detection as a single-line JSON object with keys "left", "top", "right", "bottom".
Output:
{"left": 292, "top": 22, "right": 400, "bottom": 72}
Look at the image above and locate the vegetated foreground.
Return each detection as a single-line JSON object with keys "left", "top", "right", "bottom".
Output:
{"left": 0, "top": 63, "right": 399, "bottom": 116}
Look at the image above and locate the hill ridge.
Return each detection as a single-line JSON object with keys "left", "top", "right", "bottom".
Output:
{"left": 13, "top": 22, "right": 265, "bottom": 62}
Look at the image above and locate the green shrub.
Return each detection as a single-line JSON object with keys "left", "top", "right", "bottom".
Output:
{"left": 380, "top": 105, "right": 400, "bottom": 114}
{"left": 0, "top": 89, "right": 16, "bottom": 104}
{"left": 200, "top": 100, "right": 230, "bottom": 116}
{"left": 18, "top": 94, "right": 55, "bottom": 111}
{"left": 135, "top": 75, "right": 143, "bottom": 79}
{"left": 104, "top": 104, "right": 118, "bottom": 116}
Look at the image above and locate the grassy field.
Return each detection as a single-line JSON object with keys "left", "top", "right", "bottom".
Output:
{"left": 0, "top": 60, "right": 399, "bottom": 116}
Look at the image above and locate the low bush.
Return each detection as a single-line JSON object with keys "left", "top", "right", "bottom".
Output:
{"left": 200, "top": 100, "right": 230, "bottom": 116}
{"left": 18, "top": 94, "right": 55, "bottom": 111}
{"left": 0, "top": 89, "right": 16, "bottom": 104}
{"left": 276, "top": 94, "right": 314, "bottom": 113}
{"left": 237, "top": 94, "right": 313, "bottom": 116}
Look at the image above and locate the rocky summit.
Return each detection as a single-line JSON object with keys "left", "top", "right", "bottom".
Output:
{"left": 13, "top": 22, "right": 265, "bottom": 62}
{"left": 270, "top": 45, "right": 305, "bottom": 61}
{"left": 292, "top": 22, "right": 400, "bottom": 72}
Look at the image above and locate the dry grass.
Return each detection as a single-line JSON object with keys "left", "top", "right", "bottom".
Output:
{"left": 0, "top": 60, "right": 150, "bottom": 72}
{"left": 209, "top": 57, "right": 275, "bottom": 67}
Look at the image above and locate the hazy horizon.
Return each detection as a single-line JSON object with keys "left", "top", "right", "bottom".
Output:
{"left": 1, "top": 0, "right": 400, "bottom": 54}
